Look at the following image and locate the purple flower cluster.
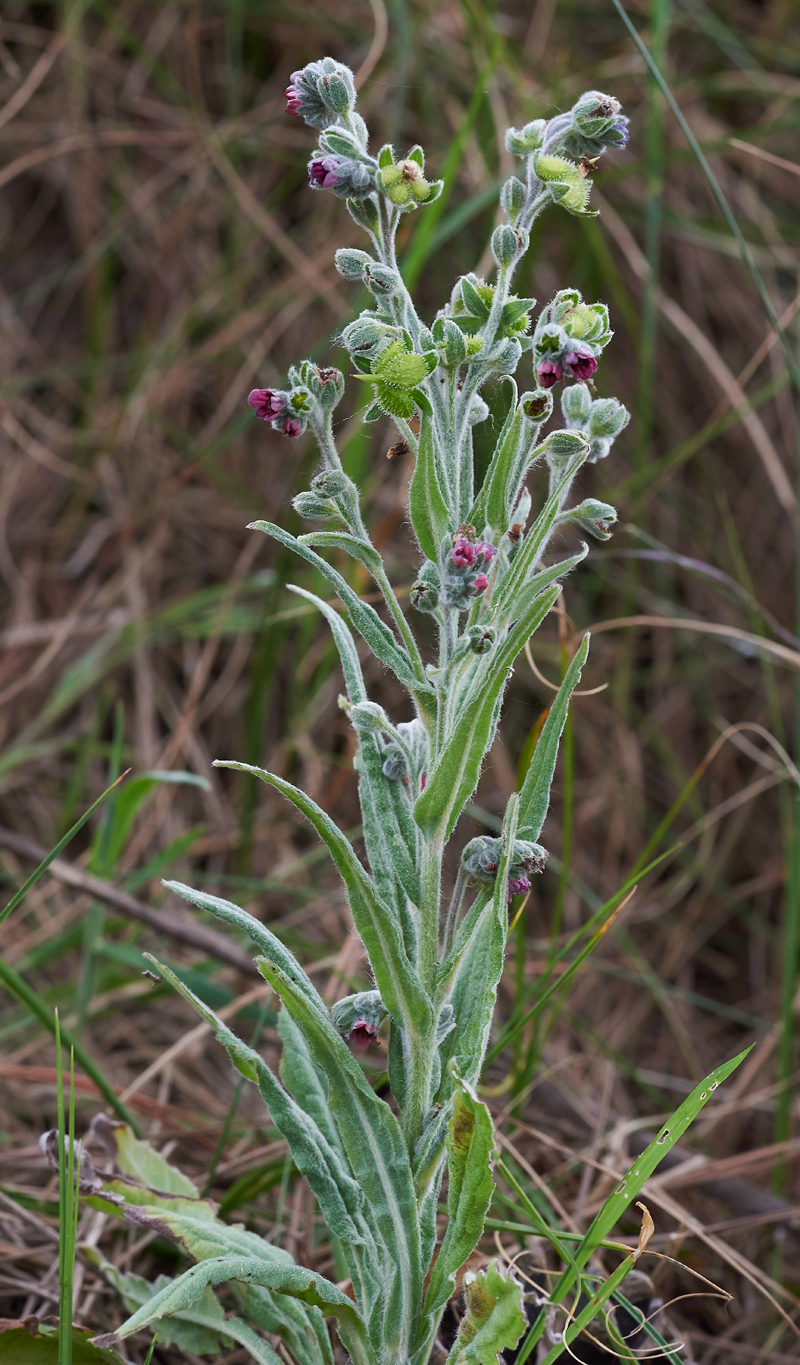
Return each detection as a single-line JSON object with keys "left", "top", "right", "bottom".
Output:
{"left": 247, "top": 389, "right": 302, "bottom": 438}
{"left": 450, "top": 536, "right": 497, "bottom": 595}
{"left": 537, "top": 350, "right": 598, "bottom": 389}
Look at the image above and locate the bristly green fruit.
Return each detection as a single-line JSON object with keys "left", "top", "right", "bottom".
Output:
{"left": 61, "top": 54, "right": 745, "bottom": 1365}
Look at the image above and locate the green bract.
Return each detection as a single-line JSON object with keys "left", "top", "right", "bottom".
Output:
{"left": 70, "top": 55, "right": 737, "bottom": 1365}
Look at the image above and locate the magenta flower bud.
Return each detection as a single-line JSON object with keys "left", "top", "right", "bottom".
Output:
{"left": 248, "top": 388, "right": 285, "bottom": 421}
{"left": 349, "top": 1018, "right": 377, "bottom": 1050}
{"left": 507, "top": 875, "right": 532, "bottom": 902}
{"left": 285, "top": 73, "right": 304, "bottom": 115}
{"left": 474, "top": 541, "right": 497, "bottom": 564}
{"left": 309, "top": 156, "right": 339, "bottom": 188}
{"left": 451, "top": 537, "right": 477, "bottom": 569}
{"left": 282, "top": 418, "right": 303, "bottom": 437}
{"left": 473, "top": 573, "right": 488, "bottom": 593}
{"left": 537, "top": 359, "right": 563, "bottom": 389}
{"left": 564, "top": 351, "right": 598, "bottom": 381}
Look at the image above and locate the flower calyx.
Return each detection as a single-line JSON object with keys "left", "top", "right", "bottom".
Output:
{"left": 331, "top": 991, "right": 385, "bottom": 1050}
{"left": 461, "top": 836, "right": 548, "bottom": 901}
{"left": 377, "top": 144, "right": 443, "bottom": 209}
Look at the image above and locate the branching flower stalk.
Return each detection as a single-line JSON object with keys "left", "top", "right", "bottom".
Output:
{"left": 92, "top": 60, "right": 639, "bottom": 1365}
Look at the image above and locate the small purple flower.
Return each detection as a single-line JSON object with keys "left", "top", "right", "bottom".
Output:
{"left": 282, "top": 418, "right": 303, "bottom": 438}
{"left": 451, "top": 537, "right": 477, "bottom": 569}
{"left": 285, "top": 72, "right": 304, "bottom": 115}
{"left": 248, "top": 388, "right": 285, "bottom": 421}
{"left": 309, "top": 156, "right": 340, "bottom": 189}
{"left": 537, "top": 359, "right": 563, "bottom": 389}
{"left": 349, "top": 1019, "right": 377, "bottom": 1050}
{"left": 564, "top": 351, "right": 598, "bottom": 381}
{"left": 508, "top": 875, "right": 532, "bottom": 902}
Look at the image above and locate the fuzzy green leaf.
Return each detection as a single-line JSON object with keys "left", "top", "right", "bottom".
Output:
{"left": 90, "top": 1118, "right": 198, "bottom": 1198}
{"left": 517, "top": 634, "right": 589, "bottom": 839}
{"left": 414, "top": 587, "right": 560, "bottom": 840}
{"left": 467, "top": 377, "right": 520, "bottom": 537}
{"left": 255, "top": 958, "right": 423, "bottom": 1365}
{"left": 142, "top": 958, "right": 376, "bottom": 1264}
{"left": 249, "top": 521, "right": 430, "bottom": 698}
{"left": 410, "top": 415, "right": 452, "bottom": 560}
{"left": 214, "top": 761, "right": 432, "bottom": 1036}
{"left": 298, "top": 532, "right": 383, "bottom": 576}
{"left": 161, "top": 880, "right": 327, "bottom": 1018}
{"left": 448, "top": 1261, "right": 526, "bottom": 1365}
{"left": 0, "top": 1325, "right": 125, "bottom": 1364}
{"left": 97, "top": 1257, "right": 373, "bottom": 1365}
{"left": 423, "top": 1067, "right": 496, "bottom": 1317}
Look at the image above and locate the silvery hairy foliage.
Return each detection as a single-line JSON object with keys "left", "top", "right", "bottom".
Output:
{"left": 93, "top": 61, "right": 632, "bottom": 1365}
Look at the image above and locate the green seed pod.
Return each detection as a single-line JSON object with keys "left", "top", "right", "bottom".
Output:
{"left": 540, "top": 429, "right": 589, "bottom": 457}
{"left": 588, "top": 397, "right": 630, "bottom": 439}
{"left": 466, "top": 624, "right": 496, "bottom": 655}
{"left": 411, "top": 561, "right": 440, "bottom": 613}
{"left": 309, "top": 365, "right": 345, "bottom": 409}
{"left": 312, "top": 469, "right": 350, "bottom": 498}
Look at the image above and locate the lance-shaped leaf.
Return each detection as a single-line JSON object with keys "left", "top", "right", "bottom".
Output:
{"left": 162, "top": 879, "right": 325, "bottom": 1016}
{"left": 490, "top": 443, "right": 588, "bottom": 619}
{"left": 86, "top": 1249, "right": 286, "bottom": 1364}
{"left": 505, "top": 546, "right": 588, "bottom": 632}
{"left": 414, "top": 588, "right": 560, "bottom": 841}
{"left": 215, "top": 761, "right": 432, "bottom": 1035}
{"left": 278, "top": 1006, "right": 343, "bottom": 1156}
{"left": 250, "top": 521, "right": 431, "bottom": 701}
{"left": 447, "top": 1261, "right": 526, "bottom": 1365}
{"left": 467, "top": 377, "right": 520, "bottom": 537}
{"left": 96, "top": 1256, "right": 374, "bottom": 1365}
{"left": 440, "top": 798, "right": 519, "bottom": 1091}
{"left": 257, "top": 956, "right": 423, "bottom": 1365}
{"left": 298, "top": 531, "right": 383, "bottom": 577}
{"left": 143, "top": 958, "right": 376, "bottom": 1261}
{"left": 517, "top": 634, "right": 589, "bottom": 839}
{"left": 286, "top": 586, "right": 418, "bottom": 909}
{"left": 423, "top": 1066, "right": 495, "bottom": 1317}
{"left": 409, "top": 415, "right": 452, "bottom": 561}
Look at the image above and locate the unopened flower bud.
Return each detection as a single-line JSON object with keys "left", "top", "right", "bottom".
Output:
{"left": 349, "top": 701, "right": 390, "bottom": 733}
{"left": 285, "top": 59, "right": 356, "bottom": 129}
{"left": 587, "top": 397, "right": 630, "bottom": 440}
{"left": 411, "top": 562, "right": 440, "bottom": 614}
{"left": 559, "top": 497, "right": 618, "bottom": 540}
{"left": 560, "top": 382, "right": 592, "bottom": 427}
{"left": 283, "top": 418, "right": 303, "bottom": 437}
{"left": 311, "top": 469, "right": 350, "bottom": 498}
{"left": 363, "top": 262, "right": 402, "bottom": 298}
{"left": 500, "top": 176, "right": 526, "bottom": 223}
{"left": 309, "top": 154, "right": 372, "bottom": 199}
{"left": 491, "top": 224, "right": 523, "bottom": 269}
{"left": 466, "top": 624, "right": 496, "bottom": 655}
{"left": 292, "top": 490, "right": 339, "bottom": 520}
{"left": 335, "top": 249, "right": 374, "bottom": 281}
{"left": 540, "top": 429, "right": 589, "bottom": 457}
{"left": 321, "top": 70, "right": 355, "bottom": 115}
{"left": 505, "top": 120, "right": 546, "bottom": 156}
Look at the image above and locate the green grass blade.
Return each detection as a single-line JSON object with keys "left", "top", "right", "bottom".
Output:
{"left": 0, "top": 770, "right": 129, "bottom": 930}
{"left": 609, "top": 0, "right": 800, "bottom": 396}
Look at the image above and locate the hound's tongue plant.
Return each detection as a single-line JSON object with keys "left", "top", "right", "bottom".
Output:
{"left": 68, "top": 58, "right": 748, "bottom": 1365}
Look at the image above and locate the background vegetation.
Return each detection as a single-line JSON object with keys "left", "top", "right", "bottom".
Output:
{"left": 1, "top": 0, "right": 799, "bottom": 1360}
